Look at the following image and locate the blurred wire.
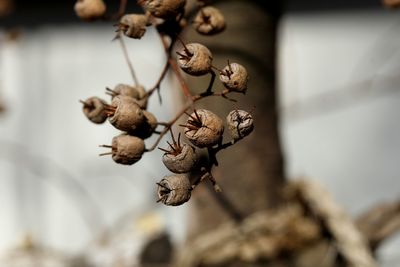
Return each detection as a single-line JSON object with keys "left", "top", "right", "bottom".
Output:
{"left": 0, "top": 140, "right": 105, "bottom": 236}
{"left": 281, "top": 73, "right": 400, "bottom": 122}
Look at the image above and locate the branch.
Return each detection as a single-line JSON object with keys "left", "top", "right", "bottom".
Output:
{"left": 118, "top": 32, "right": 140, "bottom": 87}
{"left": 356, "top": 200, "right": 400, "bottom": 251}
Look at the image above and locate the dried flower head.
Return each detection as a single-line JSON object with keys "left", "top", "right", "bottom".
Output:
{"left": 177, "top": 43, "right": 212, "bottom": 76}
{"left": 226, "top": 110, "right": 254, "bottom": 140}
{"left": 181, "top": 109, "right": 224, "bottom": 148}
{"left": 74, "top": 0, "right": 106, "bottom": 21}
{"left": 193, "top": 6, "right": 226, "bottom": 35}
{"left": 160, "top": 132, "right": 198, "bottom": 173}
{"left": 81, "top": 97, "right": 108, "bottom": 124}
{"left": 100, "top": 134, "right": 145, "bottom": 165}
{"left": 157, "top": 174, "right": 191, "bottom": 206}
{"left": 107, "top": 95, "right": 145, "bottom": 132}
{"left": 142, "top": 0, "right": 186, "bottom": 19}
{"left": 219, "top": 62, "right": 248, "bottom": 93}
{"left": 117, "top": 14, "right": 150, "bottom": 39}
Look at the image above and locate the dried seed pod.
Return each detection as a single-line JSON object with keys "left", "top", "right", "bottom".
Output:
{"left": 157, "top": 174, "right": 191, "bottom": 206}
{"left": 160, "top": 132, "right": 199, "bottom": 173}
{"left": 108, "top": 134, "right": 145, "bottom": 165}
{"left": 107, "top": 84, "right": 140, "bottom": 99}
{"left": 118, "top": 14, "right": 150, "bottom": 39}
{"left": 74, "top": 0, "right": 106, "bottom": 21}
{"left": 143, "top": 0, "right": 186, "bottom": 19}
{"left": 162, "top": 143, "right": 198, "bottom": 173}
{"left": 136, "top": 85, "right": 147, "bottom": 99}
{"left": 108, "top": 96, "right": 145, "bottom": 132}
{"left": 383, "top": 0, "right": 400, "bottom": 8}
{"left": 81, "top": 97, "right": 108, "bottom": 124}
{"left": 134, "top": 85, "right": 149, "bottom": 110}
{"left": 182, "top": 109, "right": 224, "bottom": 148}
{"left": 107, "top": 84, "right": 148, "bottom": 110}
{"left": 196, "top": 0, "right": 213, "bottom": 5}
{"left": 177, "top": 43, "right": 212, "bottom": 76}
{"left": 226, "top": 110, "right": 254, "bottom": 140}
{"left": 219, "top": 62, "right": 248, "bottom": 93}
{"left": 131, "top": 110, "right": 158, "bottom": 138}
{"left": 193, "top": 6, "right": 226, "bottom": 35}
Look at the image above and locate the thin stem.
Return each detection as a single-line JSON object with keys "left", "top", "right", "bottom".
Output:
{"left": 157, "top": 33, "right": 193, "bottom": 99}
{"left": 205, "top": 183, "right": 243, "bottom": 223}
{"left": 146, "top": 58, "right": 170, "bottom": 97}
{"left": 205, "top": 70, "right": 216, "bottom": 95}
{"left": 118, "top": 32, "right": 139, "bottom": 87}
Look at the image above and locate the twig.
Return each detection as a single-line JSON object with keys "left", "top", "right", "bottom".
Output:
{"left": 118, "top": 32, "right": 140, "bottom": 87}
{"left": 156, "top": 33, "right": 193, "bottom": 99}
{"left": 356, "top": 200, "right": 400, "bottom": 251}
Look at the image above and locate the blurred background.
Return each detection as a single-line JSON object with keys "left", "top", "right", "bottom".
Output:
{"left": 0, "top": 0, "right": 399, "bottom": 266}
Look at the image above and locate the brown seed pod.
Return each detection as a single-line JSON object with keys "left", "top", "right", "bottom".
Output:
{"left": 143, "top": 0, "right": 186, "bottom": 19}
{"left": 157, "top": 174, "right": 191, "bottom": 206}
{"left": 131, "top": 110, "right": 158, "bottom": 139}
{"left": 177, "top": 43, "right": 213, "bottom": 76}
{"left": 101, "top": 134, "right": 145, "bottom": 165}
{"left": 107, "top": 96, "right": 145, "bottom": 132}
{"left": 162, "top": 144, "right": 198, "bottom": 173}
{"left": 182, "top": 109, "right": 224, "bottom": 148}
{"left": 118, "top": 14, "right": 150, "bottom": 39}
{"left": 219, "top": 62, "right": 248, "bottom": 93}
{"left": 193, "top": 6, "right": 226, "bottom": 35}
{"left": 134, "top": 85, "right": 149, "bottom": 110}
{"left": 81, "top": 97, "right": 108, "bottom": 124}
{"left": 106, "top": 84, "right": 140, "bottom": 99}
{"left": 196, "top": 0, "right": 213, "bottom": 5}
{"left": 106, "top": 84, "right": 148, "bottom": 110}
{"left": 226, "top": 110, "right": 254, "bottom": 140}
{"left": 160, "top": 132, "right": 198, "bottom": 173}
{"left": 383, "top": 0, "right": 400, "bottom": 8}
{"left": 74, "top": 0, "right": 106, "bottom": 21}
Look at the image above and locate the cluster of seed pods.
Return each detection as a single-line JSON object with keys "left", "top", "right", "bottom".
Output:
{"left": 77, "top": 0, "right": 254, "bottom": 206}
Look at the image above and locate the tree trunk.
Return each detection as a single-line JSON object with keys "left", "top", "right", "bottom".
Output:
{"left": 185, "top": 0, "right": 285, "bottom": 239}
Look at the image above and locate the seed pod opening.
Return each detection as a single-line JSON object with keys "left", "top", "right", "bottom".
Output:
{"left": 74, "top": 0, "right": 106, "bottom": 21}
{"left": 157, "top": 174, "right": 191, "bottom": 206}
{"left": 119, "top": 14, "right": 150, "bottom": 39}
{"left": 111, "top": 134, "right": 145, "bottom": 165}
{"left": 183, "top": 109, "right": 224, "bottom": 148}
{"left": 108, "top": 96, "right": 145, "bottom": 132}
{"left": 81, "top": 97, "right": 108, "bottom": 124}
{"left": 162, "top": 143, "right": 198, "bottom": 173}
{"left": 177, "top": 43, "right": 212, "bottom": 76}
{"left": 226, "top": 110, "right": 254, "bottom": 140}
{"left": 219, "top": 62, "right": 248, "bottom": 93}
{"left": 143, "top": 0, "right": 186, "bottom": 19}
{"left": 193, "top": 6, "right": 226, "bottom": 35}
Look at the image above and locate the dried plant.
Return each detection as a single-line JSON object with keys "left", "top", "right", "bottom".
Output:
{"left": 77, "top": 0, "right": 253, "bottom": 208}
